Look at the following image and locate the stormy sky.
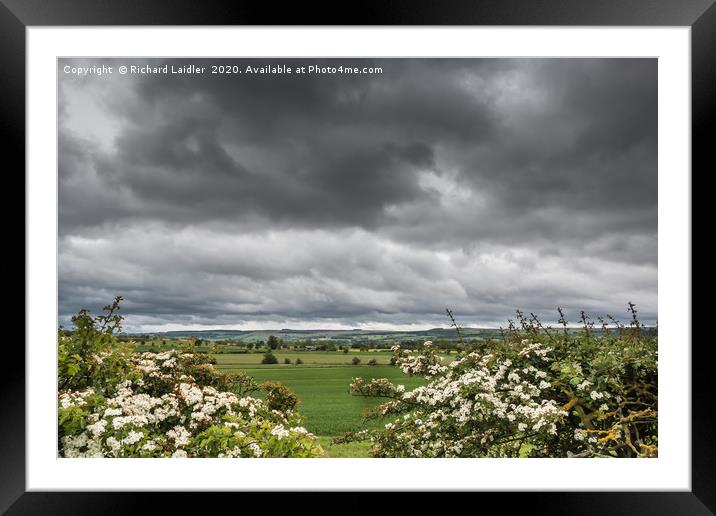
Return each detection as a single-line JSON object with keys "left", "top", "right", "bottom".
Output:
{"left": 58, "top": 58, "right": 657, "bottom": 332}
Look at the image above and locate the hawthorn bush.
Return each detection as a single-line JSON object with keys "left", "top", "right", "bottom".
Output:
{"left": 338, "top": 306, "right": 657, "bottom": 458}
{"left": 58, "top": 297, "right": 324, "bottom": 458}
{"left": 260, "top": 381, "right": 300, "bottom": 413}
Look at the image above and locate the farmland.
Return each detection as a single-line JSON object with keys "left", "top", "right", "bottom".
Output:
{"left": 214, "top": 351, "right": 402, "bottom": 367}
{"left": 212, "top": 352, "right": 430, "bottom": 457}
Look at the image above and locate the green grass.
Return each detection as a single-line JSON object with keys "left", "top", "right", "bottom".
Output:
{"left": 214, "top": 358, "right": 426, "bottom": 457}
{"left": 314, "top": 436, "right": 373, "bottom": 458}
{"left": 217, "top": 364, "right": 424, "bottom": 436}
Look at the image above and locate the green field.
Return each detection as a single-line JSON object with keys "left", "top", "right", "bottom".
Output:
{"left": 213, "top": 352, "right": 429, "bottom": 457}
{"left": 213, "top": 350, "right": 399, "bottom": 366}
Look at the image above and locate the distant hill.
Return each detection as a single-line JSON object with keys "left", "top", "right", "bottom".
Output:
{"left": 123, "top": 324, "right": 657, "bottom": 344}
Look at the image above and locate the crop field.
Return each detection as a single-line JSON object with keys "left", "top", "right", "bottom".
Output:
{"left": 214, "top": 350, "right": 406, "bottom": 366}
{"left": 213, "top": 353, "right": 430, "bottom": 456}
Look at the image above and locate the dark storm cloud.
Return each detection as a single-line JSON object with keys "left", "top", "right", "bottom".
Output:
{"left": 58, "top": 58, "right": 657, "bottom": 330}
{"left": 59, "top": 59, "right": 502, "bottom": 232}
{"left": 458, "top": 60, "right": 657, "bottom": 211}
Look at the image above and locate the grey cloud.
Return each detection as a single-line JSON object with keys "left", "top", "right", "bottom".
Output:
{"left": 58, "top": 58, "right": 657, "bottom": 329}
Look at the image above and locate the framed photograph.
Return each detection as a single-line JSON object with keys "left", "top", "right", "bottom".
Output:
{"left": 7, "top": 0, "right": 711, "bottom": 511}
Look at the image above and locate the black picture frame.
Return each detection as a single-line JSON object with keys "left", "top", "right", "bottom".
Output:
{"left": 5, "top": 0, "right": 711, "bottom": 513}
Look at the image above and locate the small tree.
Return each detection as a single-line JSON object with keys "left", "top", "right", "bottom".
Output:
{"left": 267, "top": 335, "right": 280, "bottom": 350}
{"left": 295, "top": 358, "right": 303, "bottom": 365}
{"left": 262, "top": 352, "right": 278, "bottom": 364}
{"left": 368, "top": 358, "right": 378, "bottom": 366}
{"left": 284, "top": 357, "right": 292, "bottom": 364}
{"left": 351, "top": 357, "right": 361, "bottom": 366}
{"left": 343, "top": 348, "right": 349, "bottom": 354}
